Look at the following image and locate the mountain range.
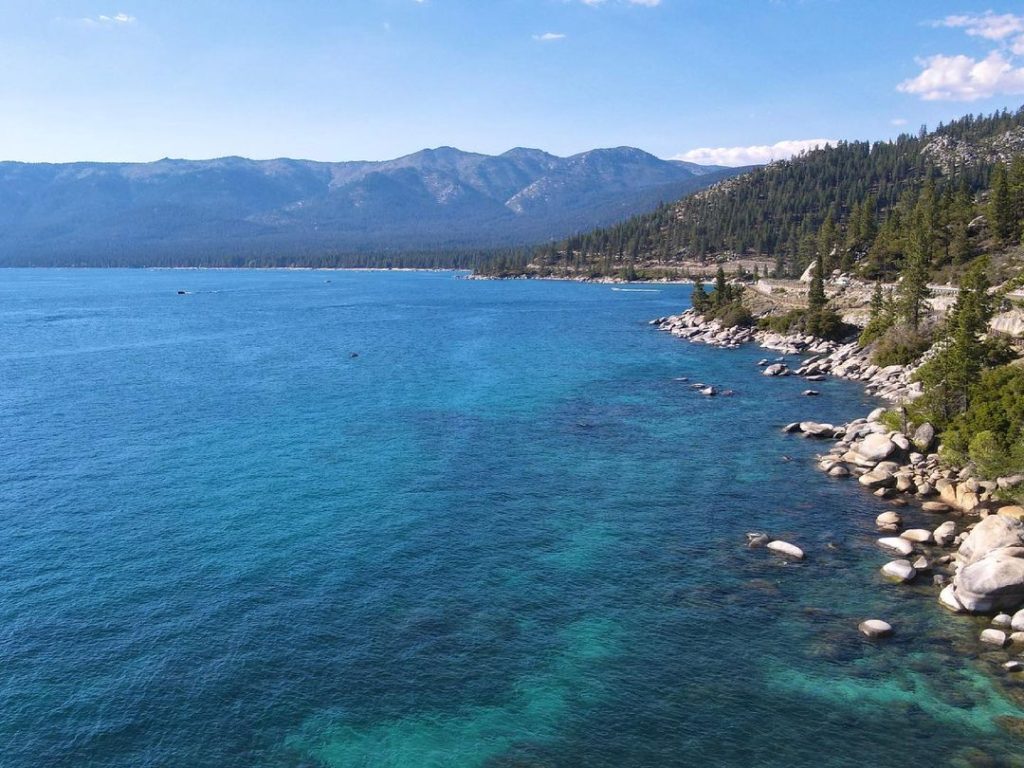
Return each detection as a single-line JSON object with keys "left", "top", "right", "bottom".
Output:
{"left": 0, "top": 146, "right": 746, "bottom": 266}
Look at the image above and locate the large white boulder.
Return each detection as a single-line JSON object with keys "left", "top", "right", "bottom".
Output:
{"left": 767, "top": 540, "right": 805, "bottom": 560}
{"left": 877, "top": 537, "right": 914, "bottom": 557}
{"left": 958, "top": 516, "right": 1024, "bottom": 565}
{"left": 953, "top": 552, "right": 1024, "bottom": 613}
{"left": 859, "top": 619, "right": 893, "bottom": 638}
{"left": 881, "top": 559, "right": 917, "bottom": 583}
{"left": 857, "top": 433, "right": 899, "bottom": 462}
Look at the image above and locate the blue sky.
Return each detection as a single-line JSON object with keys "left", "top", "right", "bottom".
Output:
{"left": 1, "top": 1, "right": 1023, "bottom": 164}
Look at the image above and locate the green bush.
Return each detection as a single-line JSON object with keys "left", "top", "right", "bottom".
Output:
{"left": 943, "top": 365, "right": 1024, "bottom": 459}
{"left": 870, "top": 323, "right": 932, "bottom": 367}
{"left": 710, "top": 301, "right": 753, "bottom": 328}
{"left": 756, "top": 307, "right": 850, "bottom": 341}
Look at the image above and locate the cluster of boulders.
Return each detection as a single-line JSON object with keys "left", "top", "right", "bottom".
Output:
{"left": 940, "top": 516, "right": 1024, "bottom": 617}
{"left": 654, "top": 305, "right": 1024, "bottom": 653}
{"left": 651, "top": 310, "right": 757, "bottom": 349}
{"left": 791, "top": 342, "right": 923, "bottom": 402}
{"left": 788, "top": 407, "right": 1024, "bottom": 515}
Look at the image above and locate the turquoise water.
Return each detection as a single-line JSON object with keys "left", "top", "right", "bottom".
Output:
{"left": 1, "top": 269, "right": 1022, "bottom": 767}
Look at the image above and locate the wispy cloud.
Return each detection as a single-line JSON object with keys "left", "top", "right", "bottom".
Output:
{"left": 533, "top": 32, "right": 566, "bottom": 42}
{"left": 675, "top": 138, "right": 836, "bottom": 167}
{"left": 899, "top": 12, "right": 1024, "bottom": 100}
{"left": 69, "top": 11, "right": 137, "bottom": 28}
{"left": 891, "top": 117, "right": 908, "bottom": 126}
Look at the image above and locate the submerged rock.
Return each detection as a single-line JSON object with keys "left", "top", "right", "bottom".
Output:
{"left": 746, "top": 532, "right": 770, "bottom": 548}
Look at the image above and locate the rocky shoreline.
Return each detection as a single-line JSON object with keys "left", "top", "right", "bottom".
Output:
{"left": 653, "top": 307, "right": 1024, "bottom": 664}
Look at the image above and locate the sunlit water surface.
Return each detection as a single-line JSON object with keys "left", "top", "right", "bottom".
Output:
{"left": 1, "top": 269, "right": 1021, "bottom": 767}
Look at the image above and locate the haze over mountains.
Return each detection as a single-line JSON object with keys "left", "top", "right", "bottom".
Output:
{"left": 0, "top": 146, "right": 747, "bottom": 266}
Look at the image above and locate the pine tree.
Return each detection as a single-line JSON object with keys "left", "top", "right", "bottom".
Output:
{"left": 692, "top": 279, "right": 710, "bottom": 313}
{"left": 897, "top": 218, "right": 932, "bottom": 329}
{"left": 990, "top": 162, "right": 1014, "bottom": 243}
{"left": 914, "top": 258, "right": 994, "bottom": 426}
{"left": 808, "top": 252, "right": 826, "bottom": 311}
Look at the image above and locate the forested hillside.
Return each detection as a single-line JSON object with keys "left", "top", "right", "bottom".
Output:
{"left": 509, "top": 107, "right": 1024, "bottom": 280}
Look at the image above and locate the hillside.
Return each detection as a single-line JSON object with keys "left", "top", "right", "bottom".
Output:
{"left": 503, "top": 106, "right": 1024, "bottom": 280}
{"left": 0, "top": 147, "right": 741, "bottom": 267}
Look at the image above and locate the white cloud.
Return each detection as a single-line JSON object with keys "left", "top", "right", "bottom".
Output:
{"left": 891, "top": 117, "right": 908, "bottom": 126}
{"left": 533, "top": 32, "right": 566, "bottom": 42}
{"left": 898, "top": 51, "right": 1024, "bottom": 101}
{"left": 674, "top": 138, "right": 836, "bottom": 167}
{"left": 72, "top": 11, "right": 136, "bottom": 27}
{"left": 934, "top": 11, "right": 1024, "bottom": 42}
{"left": 901, "top": 12, "right": 1024, "bottom": 100}
{"left": 100, "top": 12, "right": 135, "bottom": 23}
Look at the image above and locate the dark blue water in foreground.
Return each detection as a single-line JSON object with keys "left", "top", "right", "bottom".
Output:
{"left": 1, "top": 270, "right": 1022, "bottom": 767}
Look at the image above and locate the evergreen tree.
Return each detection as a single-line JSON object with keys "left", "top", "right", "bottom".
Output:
{"left": 808, "top": 252, "right": 826, "bottom": 311}
{"left": 692, "top": 279, "right": 710, "bottom": 313}
{"left": 914, "top": 258, "right": 994, "bottom": 426}
{"left": 990, "top": 162, "right": 1014, "bottom": 244}
{"left": 897, "top": 227, "right": 932, "bottom": 330}
{"left": 713, "top": 266, "right": 729, "bottom": 307}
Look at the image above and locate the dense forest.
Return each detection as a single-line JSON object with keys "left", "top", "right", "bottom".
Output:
{"left": 505, "top": 107, "right": 1024, "bottom": 280}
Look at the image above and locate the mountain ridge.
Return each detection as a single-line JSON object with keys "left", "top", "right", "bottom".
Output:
{"left": 0, "top": 146, "right": 745, "bottom": 266}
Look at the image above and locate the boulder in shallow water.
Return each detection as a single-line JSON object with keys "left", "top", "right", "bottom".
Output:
{"left": 1012, "top": 608, "right": 1024, "bottom": 631}
{"left": 939, "top": 583, "right": 964, "bottom": 612}
{"left": 799, "top": 422, "right": 835, "bottom": 438}
{"left": 993, "top": 613, "right": 1013, "bottom": 628}
{"left": 859, "top": 470, "right": 895, "bottom": 489}
{"left": 827, "top": 464, "right": 850, "bottom": 478}
{"left": 767, "top": 540, "right": 805, "bottom": 560}
{"left": 933, "top": 521, "right": 957, "bottom": 547}
{"left": 876, "top": 511, "right": 902, "bottom": 530}
{"left": 981, "top": 628, "right": 1009, "bottom": 647}
{"left": 746, "top": 532, "right": 770, "bottom": 548}
{"left": 901, "top": 529, "right": 933, "bottom": 544}
{"left": 922, "top": 501, "right": 950, "bottom": 513}
{"left": 877, "top": 537, "right": 914, "bottom": 557}
{"left": 859, "top": 619, "right": 893, "bottom": 638}
{"left": 953, "top": 552, "right": 1024, "bottom": 613}
{"left": 881, "top": 559, "right": 917, "bottom": 583}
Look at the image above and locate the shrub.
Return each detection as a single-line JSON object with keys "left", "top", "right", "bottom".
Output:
{"left": 870, "top": 323, "right": 932, "bottom": 367}
{"left": 942, "top": 365, "right": 1024, "bottom": 459}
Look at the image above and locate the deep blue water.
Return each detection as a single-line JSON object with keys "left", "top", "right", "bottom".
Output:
{"left": 1, "top": 269, "right": 1022, "bottom": 767}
